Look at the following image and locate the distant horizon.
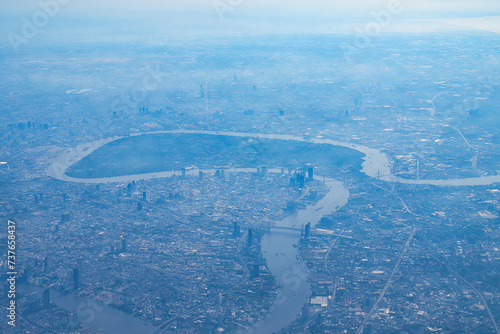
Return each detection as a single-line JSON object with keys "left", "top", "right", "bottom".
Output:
{"left": 1, "top": 2, "right": 500, "bottom": 53}
{"left": 2, "top": 0, "right": 500, "bottom": 50}
{"left": 2, "top": 0, "right": 500, "bottom": 15}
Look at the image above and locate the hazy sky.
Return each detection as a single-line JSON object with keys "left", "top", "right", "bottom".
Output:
{"left": 2, "top": 0, "right": 500, "bottom": 17}
{"left": 1, "top": 0, "right": 500, "bottom": 49}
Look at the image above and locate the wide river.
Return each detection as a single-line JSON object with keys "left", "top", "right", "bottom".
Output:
{"left": 19, "top": 284, "right": 156, "bottom": 334}
{"left": 47, "top": 130, "right": 500, "bottom": 334}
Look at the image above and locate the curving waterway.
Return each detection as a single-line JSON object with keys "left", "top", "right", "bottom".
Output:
{"left": 47, "top": 130, "right": 500, "bottom": 334}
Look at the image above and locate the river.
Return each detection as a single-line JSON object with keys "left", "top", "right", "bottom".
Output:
{"left": 253, "top": 178, "right": 349, "bottom": 334}
{"left": 19, "top": 285, "right": 156, "bottom": 334}
{"left": 46, "top": 130, "right": 500, "bottom": 334}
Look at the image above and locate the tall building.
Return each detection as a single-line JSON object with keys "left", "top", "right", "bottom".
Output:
{"left": 308, "top": 167, "right": 314, "bottom": 181}
{"left": 247, "top": 229, "right": 253, "bottom": 247}
{"left": 73, "top": 268, "right": 79, "bottom": 291}
{"left": 251, "top": 265, "right": 259, "bottom": 278}
{"left": 43, "top": 289, "right": 50, "bottom": 309}
{"left": 296, "top": 173, "right": 305, "bottom": 188}
{"left": 233, "top": 222, "right": 240, "bottom": 237}
{"left": 304, "top": 222, "right": 311, "bottom": 238}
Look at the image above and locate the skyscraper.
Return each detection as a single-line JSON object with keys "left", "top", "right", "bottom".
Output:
{"left": 251, "top": 265, "right": 259, "bottom": 278}
{"left": 233, "top": 222, "right": 240, "bottom": 237}
{"left": 247, "top": 229, "right": 253, "bottom": 247}
{"left": 308, "top": 167, "right": 314, "bottom": 181}
{"left": 43, "top": 289, "right": 50, "bottom": 309}
{"left": 296, "top": 173, "right": 305, "bottom": 188}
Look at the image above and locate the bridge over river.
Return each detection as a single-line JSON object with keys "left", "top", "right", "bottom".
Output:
{"left": 47, "top": 129, "right": 500, "bottom": 334}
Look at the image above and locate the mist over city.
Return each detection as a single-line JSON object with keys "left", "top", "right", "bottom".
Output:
{"left": 1, "top": 1, "right": 500, "bottom": 333}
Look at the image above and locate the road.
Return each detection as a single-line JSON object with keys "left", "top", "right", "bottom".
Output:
{"left": 324, "top": 230, "right": 344, "bottom": 277}
{"left": 356, "top": 226, "right": 417, "bottom": 334}
{"left": 370, "top": 182, "right": 418, "bottom": 217}
{"left": 428, "top": 86, "right": 496, "bottom": 155}
{"left": 431, "top": 255, "right": 500, "bottom": 334}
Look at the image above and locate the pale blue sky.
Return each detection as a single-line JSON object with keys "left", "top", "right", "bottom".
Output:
{"left": 1, "top": 0, "right": 500, "bottom": 48}
{"left": 2, "top": 0, "right": 500, "bottom": 17}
